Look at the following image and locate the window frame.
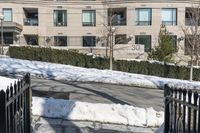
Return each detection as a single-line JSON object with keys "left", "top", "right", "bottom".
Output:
{"left": 135, "top": 8, "right": 152, "bottom": 26}
{"left": 82, "top": 36, "right": 96, "bottom": 47}
{"left": 82, "top": 10, "right": 96, "bottom": 26}
{"left": 135, "top": 35, "right": 151, "bottom": 52}
{"left": 53, "top": 10, "right": 67, "bottom": 26}
{"left": 3, "top": 8, "right": 13, "bottom": 22}
{"left": 161, "top": 8, "right": 177, "bottom": 26}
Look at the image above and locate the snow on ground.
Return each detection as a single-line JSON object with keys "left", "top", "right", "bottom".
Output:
{"left": 0, "top": 57, "right": 200, "bottom": 89}
{"left": 0, "top": 76, "right": 17, "bottom": 91}
{"left": 32, "top": 97, "right": 164, "bottom": 127}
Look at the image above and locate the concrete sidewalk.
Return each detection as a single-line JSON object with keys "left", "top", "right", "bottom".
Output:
{"left": 31, "top": 115, "right": 159, "bottom": 133}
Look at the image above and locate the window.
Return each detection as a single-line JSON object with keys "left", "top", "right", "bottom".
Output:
{"left": 170, "top": 35, "right": 177, "bottom": 49}
{"left": 54, "top": 10, "right": 67, "bottom": 26}
{"left": 135, "top": 35, "right": 151, "bottom": 52}
{"left": 3, "top": 8, "right": 12, "bottom": 22}
{"left": 24, "top": 35, "right": 38, "bottom": 45}
{"left": 82, "top": 10, "right": 96, "bottom": 26}
{"left": 108, "top": 8, "right": 127, "bottom": 26}
{"left": 185, "top": 8, "right": 200, "bottom": 26}
{"left": 115, "top": 34, "right": 127, "bottom": 44}
{"left": 161, "top": 8, "right": 177, "bottom": 25}
{"left": 83, "top": 36, "right": 96, "bottom": 47}
{"left": 54, "top": 36, "right": 67, "bottom": 46}
{"left": 135, "top": 8, "right": 152, "bottom": 25}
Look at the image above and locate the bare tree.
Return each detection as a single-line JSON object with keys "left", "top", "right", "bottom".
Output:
{"left": 98, "top": 0, "right": 130, "bottom": 70}
{"left": 181, "top": 3, "right": 200, "bottom": 81}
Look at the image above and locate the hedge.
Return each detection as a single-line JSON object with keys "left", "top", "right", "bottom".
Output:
{"left": 8, "top": 46, "right": 200, "bottom": 81}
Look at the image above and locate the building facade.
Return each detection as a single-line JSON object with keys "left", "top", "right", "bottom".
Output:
{"left": 0, "top": 0, "right": 198, "bottom": 64}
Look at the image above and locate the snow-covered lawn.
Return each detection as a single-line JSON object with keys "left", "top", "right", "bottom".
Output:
{"left": 32, "top": 97, "right": 164, "bottom": 127}
{"left": 0, "top": 56, "right": 200, "bottom": 89}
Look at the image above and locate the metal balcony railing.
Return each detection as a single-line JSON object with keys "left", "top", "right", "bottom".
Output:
{"left": 24, "top": 18, "right": 38, "bottom": 26}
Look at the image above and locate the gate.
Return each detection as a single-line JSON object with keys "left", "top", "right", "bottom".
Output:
{"left": 0, "top": 73, "right": 31, "bottom": 133}
{"left": 164, "top": 84, "right": 200, "bottom": 133}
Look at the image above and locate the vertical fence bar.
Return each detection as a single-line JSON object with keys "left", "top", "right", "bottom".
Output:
{"left": 169, "top": 88, "right": 173, "bottom": 133}
{"left": 164, "top": 84, "right": 170, "bottom": 133}
{"left": 0, "top": 90, "right": 6, "bottom": 133}
{"left": 174, "top": 88, "right": 178, "bottom": 133}
{"left": 6, "top": 88, "right": 10, "bottom": 133}
{"left": 193, "top": 91, "right": 198, "bottom": 133}
{"left": 26, "top": 73, "right": 31, "bottom": 133}
{"left": 183, "top": 89, "right": 187, "bottom": 133}
{"left": 198, "top": 96, "right": 200, "bottom": 133}
{"left": 188, "top": 90, "right": 192, "bottom": 133}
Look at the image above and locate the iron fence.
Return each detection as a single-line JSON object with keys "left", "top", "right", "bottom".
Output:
{"left": 0, "top": 73, "right": 31, "bottom": 133}
{"left": 164, "top": 84, "right": 200, "bottom": 133}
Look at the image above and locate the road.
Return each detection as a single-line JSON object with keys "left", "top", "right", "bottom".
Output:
{"left": 31, "top": 78, "right": 164, "bottom": 111}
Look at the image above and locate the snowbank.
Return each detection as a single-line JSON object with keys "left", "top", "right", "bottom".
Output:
{"left": 0, "top": 57, "right": 200, "bottom": 89}
{"left": 0, "top": 76, "right": 17, "bottom": 91}
{"left": 32, "top": 97, "right": 164, "bottom": 127}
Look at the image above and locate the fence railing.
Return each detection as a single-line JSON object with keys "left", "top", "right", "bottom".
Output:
{"left": 0, "top": 73, "right": 31, "bottom": 133}
{"left": 164, "top": 84, "right": 200, "bottom": 133}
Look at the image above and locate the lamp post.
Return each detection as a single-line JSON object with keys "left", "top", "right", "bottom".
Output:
{"left": 109, "top": 27, "right": 116, "bottom": 70}
{"left": 0, "top": 15, "right": 4, "bottom": 55}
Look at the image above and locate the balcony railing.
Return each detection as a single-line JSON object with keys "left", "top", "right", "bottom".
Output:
{"left": 24, "top": 18, "right": 38, "bottom": 26}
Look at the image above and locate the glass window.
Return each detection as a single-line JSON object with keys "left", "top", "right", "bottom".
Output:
{"left": 135, "top": 8, "right": 152, "bottom": 25}
{"left": 162, "top": 8, "right": 177, "bottom": 25}
{"left": 115, "top": 34, "right": 127, "bottom": 44}
{"left": 83, "top": 36, "right": 96, "bottom": 47}
{"left": 54, "top": 10, "right": 67, "bottom": 26}
{"left": 170, "top": 35, "right": 177, "bottom": 49}
{"left": 82, "top": 10, "right": 96, "bottom": 26}
{"left": 135, "top": 35, "right": 151, "bottom": 52}
{"left": 3, "top": 8, "right": 12, "bottom": 22}
{"left": 54, "top": 36, "right": 67, "bottom": 46}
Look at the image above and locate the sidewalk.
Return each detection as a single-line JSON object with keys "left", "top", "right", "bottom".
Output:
{"left": 32, "top": 115, "right": 158, "bottom": 133}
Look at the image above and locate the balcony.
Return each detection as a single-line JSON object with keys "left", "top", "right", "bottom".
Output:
{"left": 0, "top": 22, "right": 23, "bottom": 34}
{"left": 23, "top": 8, "right": 38, "bottom": 26}
{"left": 24, "top": 18, "right": 38, "bottom": 26}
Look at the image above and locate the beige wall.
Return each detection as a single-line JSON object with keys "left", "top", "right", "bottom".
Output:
{"left": 0, "top": 0, "right": 197, "bottom": 64}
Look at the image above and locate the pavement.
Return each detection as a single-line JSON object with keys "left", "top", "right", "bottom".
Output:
{"left": 31, "top": 78, "right": 164, "bottom": 133}
{"left": 31, "top": 78, "right": 164, "bottom": 111}
{"left": 32, "top": 115, "right": 159, "bottom": 133}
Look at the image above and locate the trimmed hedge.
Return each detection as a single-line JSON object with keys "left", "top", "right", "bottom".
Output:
{"left": 8, "top": 46, "right": 200, "bottom": 81}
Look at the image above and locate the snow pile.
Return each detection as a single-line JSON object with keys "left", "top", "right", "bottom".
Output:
{"left": 0, "top": 76, "right": 17, "bottom": 91}
{"left": 0, "top": 57, "right": 200, "bottom": 89}
{"left": 32, "top": 97, "right": 164, "bottom": 127}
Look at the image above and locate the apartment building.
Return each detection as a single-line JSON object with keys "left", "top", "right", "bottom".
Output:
{"left": 0, "top": 0, "right": 198, "bottom": 64}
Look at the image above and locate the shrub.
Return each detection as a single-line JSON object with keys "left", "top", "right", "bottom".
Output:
{"left": 8, "top": 46, "right": 200, "bottom": 81}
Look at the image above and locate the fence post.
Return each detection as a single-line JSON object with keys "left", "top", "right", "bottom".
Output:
{"left": 26, "top": 73, "right": 31, "bottom": 133}
{"left": 0, "top": 90, "right": 6, "bottom": 133}
{"left": 164, "top": 84, "right": 170, "bottom": 133}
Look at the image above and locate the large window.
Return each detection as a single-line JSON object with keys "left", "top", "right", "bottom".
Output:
{"left": 54, "top": 10, "right": 67, "bottom": 26}
{"left": 54, "top": 36, "right": 67, "bottom": 46}
{"left": 3, "top": 8, "right": 12, "bottom": 22}
{"left": 83, "top": 36, "right": 96, "bottom": 47}
{"left": 135, "top": 35, "right": 151, "bottom": 52}
{"left": 82, "top": 10, "right": 96, "bottom": 26}
{"left": 161, "top": 8, "right": 177, "bottom": 25}
{"left": 135, "top": 8, "right": 152, "bottom": 26}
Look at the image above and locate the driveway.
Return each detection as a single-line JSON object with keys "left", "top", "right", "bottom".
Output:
{"left": 31, "top": 78, "right": 164, "bottom": 111}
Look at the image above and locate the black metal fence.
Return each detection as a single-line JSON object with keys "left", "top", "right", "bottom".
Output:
{"left": 164, "top": 84, "right": 200, "bottom": 133}
{"left": 0, "top": 73, "right": 31, "bottom": 133}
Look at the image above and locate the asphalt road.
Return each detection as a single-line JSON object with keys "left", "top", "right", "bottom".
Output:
{"left": 31, "top": 78, "right": 164, "bottom": 111}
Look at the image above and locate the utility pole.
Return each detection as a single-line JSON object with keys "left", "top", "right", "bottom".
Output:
{"left": 0, "top": 15, "right": 4, "bottom": 55}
